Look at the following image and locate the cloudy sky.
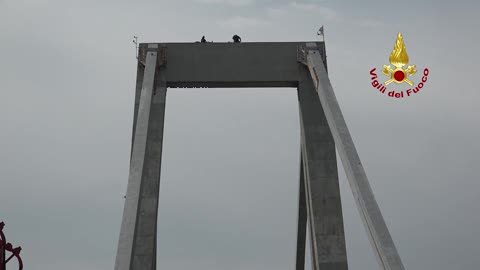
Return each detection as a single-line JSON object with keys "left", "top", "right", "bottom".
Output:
{"left": 1, "top": 0, "right": 479, "bottom": 269}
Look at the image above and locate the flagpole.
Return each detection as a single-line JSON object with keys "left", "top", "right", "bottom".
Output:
{"left": 317, "top": 25, "right": 325, "bottom": 42}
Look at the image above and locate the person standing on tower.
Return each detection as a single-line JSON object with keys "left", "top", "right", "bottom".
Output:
{"left": 232, "top": 35, "right": 241, "bottom": 43}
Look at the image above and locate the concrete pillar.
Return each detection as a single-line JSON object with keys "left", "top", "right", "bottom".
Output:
{"left": 295, "top": 153, "right": 307, "bottom": 270}
{"left": 115, "top": 45, "right": 167, "bottom": 270}
{"left": 298, "top": 67, "right": 348, "bottom": 270}
{"left": 130, "top": 60, "right": 145, "bottom": 157}
{"left": 304, "top": 48, "right": 404, "bottom": 270}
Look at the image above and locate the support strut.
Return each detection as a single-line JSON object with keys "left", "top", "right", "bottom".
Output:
{"left": 298, "top": 44, "right": 405, "bottom": 270}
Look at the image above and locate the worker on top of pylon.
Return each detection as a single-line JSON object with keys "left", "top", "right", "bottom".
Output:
{"left": 232, "top": 35, "right": 241, "bottom": 43}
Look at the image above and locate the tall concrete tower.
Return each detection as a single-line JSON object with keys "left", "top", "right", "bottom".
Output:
{"left": 114, "top": 41, "right": 405, "bottom": 270}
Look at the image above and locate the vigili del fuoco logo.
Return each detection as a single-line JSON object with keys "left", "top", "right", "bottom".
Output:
{"left": 370, "top": 32, "right": 430, "bottom": 98}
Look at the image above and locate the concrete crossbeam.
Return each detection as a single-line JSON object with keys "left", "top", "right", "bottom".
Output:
{"left": 138, "top": 42, "right": 325, "bottom": 88}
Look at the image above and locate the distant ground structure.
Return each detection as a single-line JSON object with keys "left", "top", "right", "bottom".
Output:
{"left": 0, "top": 221, "right": 23, "bottom": 270}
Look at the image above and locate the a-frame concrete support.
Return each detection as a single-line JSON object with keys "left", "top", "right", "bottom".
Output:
{"left": 295, "top": 66, "right": 348, "bottom": 270}
{"left": 299, "top": 45, "right": 405, "bottom": 270}
{"left": 295, "top": 152, "right": 307, "bottom": 270}
{"left": 114, "top": 41, "right": 404, "bottom": 270}
{"left": 115, "top": 44, "right": 167, "bottom": 270}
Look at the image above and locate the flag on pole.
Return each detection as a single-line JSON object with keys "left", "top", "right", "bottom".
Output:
{"left": 317, "top": 25, "right": 324, "bottom": 36}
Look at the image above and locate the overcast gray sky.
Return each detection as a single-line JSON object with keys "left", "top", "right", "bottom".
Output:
{"left": 1, "top": 0, "right": 479, "bottom": 269}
